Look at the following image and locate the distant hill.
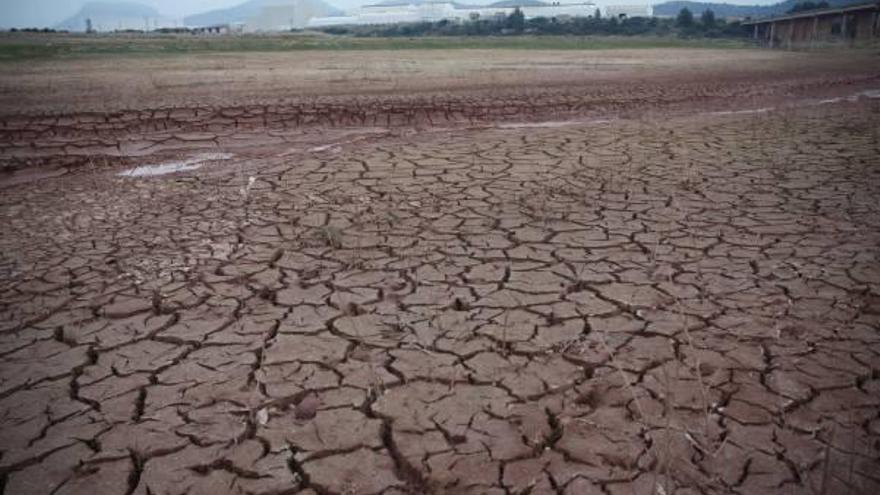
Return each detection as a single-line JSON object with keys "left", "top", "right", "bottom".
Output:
{"left": 55, "top": 1, "right": 171, "bottom": 31}
{"left": 488, "top": 0, "right": 550, "bottom": 6}
{"left": 368, "top": 0, "right": 550, "bottom": 6}
{"left": 185, "top": 0, "right": 342, "bottom": 27}
{"left": 652, "top": 0, "right": 865, "bottom": 18}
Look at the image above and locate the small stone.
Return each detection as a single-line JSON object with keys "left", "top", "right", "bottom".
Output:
{"left": 256, "top": 407, "right": 269, "bottom": 426}
{"left": 295, "top": 393, "right": 320, "bottom": 420}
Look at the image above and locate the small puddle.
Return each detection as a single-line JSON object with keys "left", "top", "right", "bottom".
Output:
{"left": 497, "top": 119, "right": 609, "bottom": 129}
{"left": 817, "top": 89, "right": 880, "bottom": 105}
{"left": 307, "top": 129, "right": 391, "bottom": 153}
{"left": 119, "top": 153, "right": 233, "bottom": 177}
{"left": 309, "top": 143, "right": 339, "bottom": 152}
{"left": 710, "top": 107, "right": 774, "bottom": 116}
{"left": 708, "top": 88, "right": 880, "bottom": 118}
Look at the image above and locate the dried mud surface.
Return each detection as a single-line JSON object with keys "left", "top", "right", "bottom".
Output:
{"left": 1, "top": 51, "right": 880, "bottom": 495}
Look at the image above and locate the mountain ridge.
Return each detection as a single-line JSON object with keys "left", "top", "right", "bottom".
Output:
{"left": 55, "top": 1, "right": 172, "bottom": 31}
{"left": 184, "top": 0, "right": 343, "bottom": 27}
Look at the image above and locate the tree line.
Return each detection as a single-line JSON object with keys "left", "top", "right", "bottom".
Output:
{"left": 318, "top": 8, "right": 750, "bottom": 38}
{"left": 787, "top": 1, "right": 830, "bottom": 13}
{"left": 7, "top": 27, "right": 68, "bottom": 33}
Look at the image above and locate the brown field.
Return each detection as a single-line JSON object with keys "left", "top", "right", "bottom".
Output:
{"left": 0, "top": 47, "right": 866, "bottom": 111}
{"left": 1, "top": 42, "right": 880, "bottom": 495}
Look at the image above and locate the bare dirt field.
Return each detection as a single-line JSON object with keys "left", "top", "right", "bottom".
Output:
{"left": 1, "top": 43, "right": 880, "bottom": 495}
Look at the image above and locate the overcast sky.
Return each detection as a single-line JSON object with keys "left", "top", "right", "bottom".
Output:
{"left": 0, "top": 0, "right": 778, "bottom": 28}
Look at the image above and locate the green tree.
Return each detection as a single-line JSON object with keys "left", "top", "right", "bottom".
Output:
{"left": 507, "top": 7, "right": 525, "bottom": 33}
{"left": 676, "top": 8, "right": 694, "bottom": 29}
{"left": 701, "top": 9, "right": 716, "bottom": 29}
{"left": 788, "top": 1, "right": 829, "bottom": 13}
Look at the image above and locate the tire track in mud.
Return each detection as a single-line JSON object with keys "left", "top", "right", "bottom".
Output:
{"left": 2, "top": 71, "right": 879, "bottom": 175}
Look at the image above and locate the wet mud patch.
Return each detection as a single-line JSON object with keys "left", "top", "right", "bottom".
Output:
{"left": 118, "top": 153, "right": 234, "bottom": 178}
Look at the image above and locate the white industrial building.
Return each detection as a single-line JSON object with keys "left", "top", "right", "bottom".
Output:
{"left": 604, "top": 4, "right": 653, "bottom": 19}
{"left": 307, "top": 0, "right": 632, "bottom": 28}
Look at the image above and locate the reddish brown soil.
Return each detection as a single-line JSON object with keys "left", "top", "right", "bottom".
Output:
{"left": 1, "top": 49, "right": 880, "bottom": 495}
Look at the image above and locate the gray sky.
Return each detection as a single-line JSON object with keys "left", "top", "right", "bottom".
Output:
{"left": 0, "top": 1, "right": 237, "bottom": 27}
{"left": 0, "top": 0, "right": 776, "bottom": 28}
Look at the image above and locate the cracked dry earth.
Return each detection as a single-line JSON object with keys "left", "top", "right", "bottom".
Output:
{"left": 2, "top": 81, "right": 880, "bottom": 495}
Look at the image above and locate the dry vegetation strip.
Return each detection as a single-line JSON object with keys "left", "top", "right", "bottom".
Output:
{"left": 0, "top": 33, "right": 755, "bottom": 61}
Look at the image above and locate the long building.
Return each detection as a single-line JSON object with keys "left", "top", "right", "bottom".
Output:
{"left": 308, "top": 0, "right": 622, "bottom": 27}
{"left": 743, "top": 2, "right": 880, "bottom": 48}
